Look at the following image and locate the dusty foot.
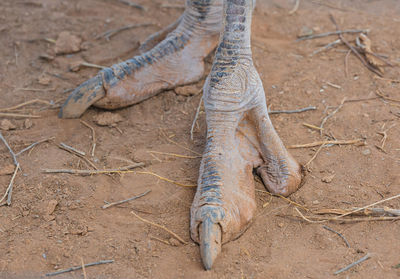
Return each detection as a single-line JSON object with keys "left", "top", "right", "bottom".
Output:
{"left": 59, "top": 0, "right": 222, "bottom": 118}
{"left": 191, "top": 58, "right": 303, "bottom": 270}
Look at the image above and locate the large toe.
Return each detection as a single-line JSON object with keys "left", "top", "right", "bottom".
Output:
{"left": 59, "top": 75, "right": 105, "bottom": 118}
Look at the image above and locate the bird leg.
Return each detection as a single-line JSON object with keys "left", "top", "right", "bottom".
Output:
{"left": 190, "top": 0, "right": 303, "bottom": 269}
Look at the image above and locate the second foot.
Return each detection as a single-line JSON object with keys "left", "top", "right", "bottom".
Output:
{"left": 59, "top": 0, "right": 222, "bottom": 118}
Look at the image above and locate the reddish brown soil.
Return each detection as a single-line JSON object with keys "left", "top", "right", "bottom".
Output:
{"left": 0, "top": 0, "right": 400, "bottom": 278}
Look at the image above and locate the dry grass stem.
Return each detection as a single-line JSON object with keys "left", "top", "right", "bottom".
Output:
{"left": 329, "top": 15, "right": 382, "bottom": 76}
{"left": 150, "top": 236, "right": 171, "bottom": 245}
{"left": 304, "top": 142, "right": 326, "bottom": 171}
{"left": 302, "top": 122, "right": 323, "bottom": 131}
{"left": 80, "top": 120, "right": 96, "bottom": 156}
{"left": 0, "top": 99, "right": 52, "bottom": 112}
{"left": 16, "top": 137, "right": 54, "bottom": 156}
{"left": 102, "top": 190, "right": 151, "bottom": 209}
{"left": 45, "top": 260, "right": 114, "bottom": 277}
{"left": 0, "top": 163, "right": 19, "bottom": 206}
{"left": 42, "top": 163, "right": 144, "bottom": 175}
{"left": 288, "top": 138, "right": 364, "bottom": 149}
{"left": 322, "top": 225, "right": 350, "bottom": 248}
{"left": 295, "top": 208, "right": 325, "bottom": 223}
{"left": 288, "top": 0, "right": 300, "bottom": 14}
{"left": 164, "top": 137, "right": 201, "bottom": 156}
{"left": 131, "top": 211, "right": 188, "bottom": 244}
{"left": 311, "top": 39, "right": 341, "bottom": 56}
{"left": 269, "top": 106, "right": 316, "bottom": 114}
{"left": 190, "top": 96, "right": 203, "bottom": 140}
{"left": 0, "top": 131, "right": 19, "bottom": 166}
{"left": 319, "top": 97, "right": 346, "bottom": 133}
{"left": 334, "top": 254, "right": 371, "bottom": 275}
{"left": 375, "top": 89, "right": 400, "bottom": 103}
{"left": 81, "top": 258, "right": 87, "bottom": 279}
{"left": 256, "top": 189, "right": 309, "bottom": 211}
{"left": 0, "top": 112, "right": 40, "bottom": 118}
{"left": 59, "top": 143, "right": 86, "bottom": 156}
{"left": 296, "top": 29, "right": 369, "bottom": 42}
{"left": 148, "top": 151, "right": 201, "bottom": 159}
{"left": 137, "top": 171, "right": 196, "bottom": 187}
{"left": 334, "top": 193, "right": 400, "bottom": 220}
{"left": 374, "top": 76, "right": 400, "bottom": 83}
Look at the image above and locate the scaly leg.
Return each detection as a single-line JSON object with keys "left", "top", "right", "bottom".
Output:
{"left": 190, "top": 0, "right": 303, "bottom": 269}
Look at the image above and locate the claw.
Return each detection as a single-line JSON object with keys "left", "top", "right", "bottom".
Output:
{"left": 199, "top": 216, "right": 222, "bottom": 270}
{"left": 59, "top": 75, "right": 106, "bottom": 118}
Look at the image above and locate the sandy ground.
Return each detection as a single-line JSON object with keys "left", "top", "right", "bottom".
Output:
{"left": 0, "top": 0, "right": 400, "bottom": 278}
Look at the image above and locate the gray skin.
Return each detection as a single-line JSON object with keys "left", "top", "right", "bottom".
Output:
{"left": 60, "top": 0, "right": 303, "bottom": 270}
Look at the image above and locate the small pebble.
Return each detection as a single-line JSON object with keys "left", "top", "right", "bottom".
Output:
{"left": 362, "top": 149, "right": 371, "bottom": 156}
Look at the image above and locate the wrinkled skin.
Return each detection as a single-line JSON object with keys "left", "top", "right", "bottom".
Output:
{"left": 60, "top": 0, "right": 303, "bottom": 270}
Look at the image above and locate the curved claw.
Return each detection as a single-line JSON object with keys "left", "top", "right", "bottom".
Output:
{"left": 59, "top": 75, "right": 106, "bottom": 119}
{"left": 199, "top": 217, "right": 222, "bottom": 270}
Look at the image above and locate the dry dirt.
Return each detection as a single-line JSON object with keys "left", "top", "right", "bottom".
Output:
{"left": 0, "top": 0, "right": 400, "bottom": 278}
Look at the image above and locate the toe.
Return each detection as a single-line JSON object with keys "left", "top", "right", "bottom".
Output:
{"left": 199, "top": 216, "right": 222, "bottom": 270}
{"left": 59, "top": 75, "right": 105, "bottom": 118}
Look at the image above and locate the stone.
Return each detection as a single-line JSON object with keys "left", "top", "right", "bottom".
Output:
{"left": 0, "top": 119, "right": 16, "bottom": 131}
{"left": 54, "top": 31, "right": 82, "bottom": 55}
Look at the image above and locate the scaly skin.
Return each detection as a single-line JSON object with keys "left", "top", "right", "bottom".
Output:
{"left": 59, "top": 0, "right": 223, "bottom": 118}
{"left": 190, "top": 0, "right": 302, "bottom": 269}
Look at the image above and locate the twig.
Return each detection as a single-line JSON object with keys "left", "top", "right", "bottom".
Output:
{"left": 374, "top": 76, "right": 400, "bottom": 83}
{"left": 365, "top": 207, "right": 400, "bottom": 216}
{"left": 302, "top": 122, "right": 323, "bottom": 131}
{"left": 80, "top": 120, "right": 96, "bottom": 156}
{"left": 81, "top": 258, "right": 87, "bottom": 279}
{"left": 6, "top": 163, "right": 19, "bottom": 206}
{"left": 344, "top": 49, "right": 351, "bottom": 77}
{"left": 148, "top": 151, "right": 200, "bottom": 159}
{"left": 304, "top": 142, "right": 326, "bottom": 171}
{"left": 118, "top": 0, "right": 145, "bottom": 10}
{"left": 326, "top": 82, "right": 341, "bottom": 89}
{"left": 375, "top": 89, "right": 400, "bottom": 103}
{"left": 0, "top": 112, "right": 40, "bottom": 118}
{"left": 256, "top": 189, "right": 309, "bottom": 211}
{"left": 329, "top": 15, "right": 382, "bottom": 77}
{"left": 334, "top": 193, "right": 400, "bottom": 220}
{"left": 289, "top": 138, "right": 365, "bottom": 149}
{"left": 295, "top": 207, "right": 325, "bottom": 223}
{"left": 190, "top": 96, "right": 203, "bottom": 140}
{"left": 97, "top": 23, "right": 153, "bottom": 41}
{"left": 42, "top": 163, "right": 144, "bottom": 175}
{"left": 15, "top": 87, "right": 56, "bottom": 92}
{"left": 59, "top": 143, "right": 86, "bottom": 156}
{"left": 0, "top": 131, "right": 19, "bottom": 166}
{"left": 16, "top": 137, "right": 54, "bottom": 156}
{"left": 311, "top": 39, "right": 341, "bottom": 56}
{"left": 319, "top": 98, "right": 346, "bottom": 133}
{"left": 296, "top": 29, "right": 369, "bottom": 42}
{"left": 322, "top": 225, "right": 350, "bottom": 248}
{"left": 59, "top": 143, "right": 98, "bottom": 169}
{"left": 0, "top": 99, "right": 52, "bottom": 112}
{"left": 74, "top": 62, "right": 106, "bottom": 70}
{"left": 102, "top": 189, "right": 151, "bottom": 209}
{"left": 334, "top": 254, "right": 371, "bottom": 275}
{"left": 131, "top": 211, "right": 188, "bottom": 244}
{"left": 164, "top": 137, "right": 201, "bottom": 156}
{"left": 137, "top": 171, "right": 196, "bottom": 187}
{"left": 45, "top": 260, "right": 114, "bottom": 277}
{"left": 150, "top": 236, "right": 171, "bottom": 245}
{"left": 269, "top": 106, "right": 316, "bottom": 114}
{"left": 0, "top": 163, "right": 19, "bottom": 205}
{"left": 288, "top": 0, "right": 300, "bottom": 14}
